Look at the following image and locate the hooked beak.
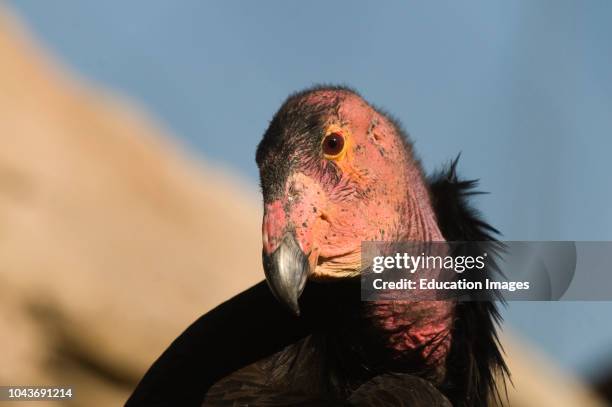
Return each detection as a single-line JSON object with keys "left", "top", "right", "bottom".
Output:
{"left": 262, "top": 231, "right": 310, "bottom": 315}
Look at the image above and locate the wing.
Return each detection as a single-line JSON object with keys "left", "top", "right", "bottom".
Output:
{"left": 203, "top": 331, "right": 355, "bottom": 407}
{"left": 348, "top": 374, "right": 451, "bottom": 407}
{"left": 126, "top": 281, "right": 312, "bottom": 407}
{"left": 428, "top": 156, "right": 510, "bottom": 407}
{"left": 202, "top": 353, "right": 339, "bottom": 407}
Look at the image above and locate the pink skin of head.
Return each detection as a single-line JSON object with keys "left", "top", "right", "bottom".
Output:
{"left": 262, "top": 90, "right": 454, "bottom": 372}
{"left": 263, "top": 91, "right": 443, "bottom": 277}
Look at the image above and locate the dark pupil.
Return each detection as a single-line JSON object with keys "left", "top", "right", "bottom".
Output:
{"left": 323, "top": 133, "right": 344, "bottom": 155}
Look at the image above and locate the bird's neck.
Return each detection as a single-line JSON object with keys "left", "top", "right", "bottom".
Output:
{"left": 365, "top": 160, "right": 453, "bottom": 382}
{"left": 361, "top": 300, "right": 454, "bottom": 383}
{"left": 401, "top": 160, "right": 444, "bottom": 242}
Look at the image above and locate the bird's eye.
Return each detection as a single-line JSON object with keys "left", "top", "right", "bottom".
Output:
{"left": 322, "top": 132, "right": 345, "bottom": 158}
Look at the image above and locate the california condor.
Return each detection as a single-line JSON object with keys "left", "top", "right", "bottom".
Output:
{"left": 127, "top": 86, "right": 509, "bottom": 407}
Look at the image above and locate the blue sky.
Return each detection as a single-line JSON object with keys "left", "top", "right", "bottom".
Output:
{"left": 8, "top": 0, "right": 612, "bottom": 379}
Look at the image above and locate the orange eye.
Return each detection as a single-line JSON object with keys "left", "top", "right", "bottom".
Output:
{"left": 322, "top": 132, "right": 345, "bottom": 158}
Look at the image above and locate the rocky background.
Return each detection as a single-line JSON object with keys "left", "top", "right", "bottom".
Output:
{"left": 0, "top": 9, "right": 607, "bottom": 407}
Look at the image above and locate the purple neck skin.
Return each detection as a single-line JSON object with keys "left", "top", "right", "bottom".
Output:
{"left": 363, "top": 300, "right": 454, "bottom": 382}
{"left": 365, "top": 162, "right": 455, "bottom": 381}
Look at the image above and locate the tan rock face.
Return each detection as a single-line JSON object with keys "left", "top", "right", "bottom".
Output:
{"left": 0, "top": 9, "right": 262, "bottom": 406}
{"left": 0, "top": 7, "right": 606, "bottom": 407}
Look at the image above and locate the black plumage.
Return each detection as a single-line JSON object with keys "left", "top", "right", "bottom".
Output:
{"left": 429, "top": 158, "right": 509, "bottom": 406}
{"left": 127, "top": 160, "right": 509, "bottom": 407}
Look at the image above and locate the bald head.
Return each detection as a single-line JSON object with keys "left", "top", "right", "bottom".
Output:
{"left": 257, "top": 85, "right": 442, "bottom": 311}
{"left": 257, "top": 86, "right": 414, "bottom": 200}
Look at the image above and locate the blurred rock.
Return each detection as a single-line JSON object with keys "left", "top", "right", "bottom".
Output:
{"left": 501, "top": 335, "right": 609, "bottom": 407}
{"left": 0, "top": 9, "right": 262, "bottom": 406}
{"left": 0, "top": 7, "right": 607, "bottom": 407}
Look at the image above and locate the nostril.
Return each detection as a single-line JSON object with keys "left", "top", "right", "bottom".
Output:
{"left": 263, "top": 200, "right": 288, "bottom": 254}
{"left": 319, "top": 212, "right": 330, "bottom": 223}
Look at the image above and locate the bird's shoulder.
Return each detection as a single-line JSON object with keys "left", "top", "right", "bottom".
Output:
{"left": 202, "top": 335, "right": 341, "bottom": 406}
{"left": 348, "top": 374, "right": 452, "bottom": 407}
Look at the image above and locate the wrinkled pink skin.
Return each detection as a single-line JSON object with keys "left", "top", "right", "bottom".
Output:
{"left": 262, "top": 90, "right": 453, "bottom": 377}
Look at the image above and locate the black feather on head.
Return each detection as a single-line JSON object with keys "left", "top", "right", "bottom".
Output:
{"left": 256, "top": 85, "right": 354, "bottom": 202}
